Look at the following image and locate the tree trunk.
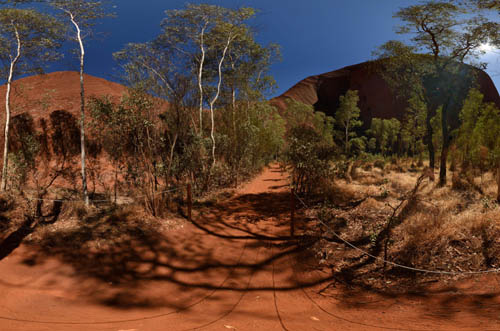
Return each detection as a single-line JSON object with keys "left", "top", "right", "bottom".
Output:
{"left": 232, "top": 87, "right": 236, "bottom": 136}
{"left": 210, "top": 106, "right": 216, "bottom": 167}
{"left": 439, "top": 142, "right": 449, "bottom": 187}
{"left": 209, "top": 33, "right": 233, "bottom": 167}
{"left": 1, "top": 65, "right": 14, "bottom": 192}
{"left": 425, "top": 110, "right": 435, "bottom": 174}
{"left": 1, "top": 25, "right": 20, "bottom": 192}
{"left": 439, "top": 101, "right": 451, "bottom": 186}
{"left": 114, "top": 164, "right": 118, "bottom": 204}
{"left": 70, "top": 14, "right": 89, "bottom": 206}
{"left": 345, "top": 125, "right": 349, "bottom": 154}
{"left": 496, "top": 166, "right": 500, "bottom": 203}
{"left": 198, "top": 23, "right": 207, "bottom": 136}
{"left": 167, "top": 133, "right": 178, "bottom": 180}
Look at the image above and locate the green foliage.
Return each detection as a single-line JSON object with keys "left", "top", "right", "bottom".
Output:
{"left": 373, "top": 41, "right": 428, "bottom": 102}
{"left": 8, "top": 133, "right": 39, "bottom": 190}
{"left": 89, "top": 91, "right": 167, "bottom": 199}
{"left": 377, "top": 0, "right": 499, "bottom": 184}
{"left": 368, "top": 118, "right": 401, "bottom": 156}
{"left": 114, "top": 4, "right": 280, "bottom": 195}
{"left": 88, "top": 91, "right": 285, "bottom": 200}
{"left": 49, "top": 0, "right": 114, "bottom": 31}
{"left": 394, "top": 1, "right": 498, "bottom": 62}
{"left": 369, "top": 118, "right": 386, "bottom": 153}
{"left": 281, "top": 99, "right": 317, "bottom": 128}
{"left": 281, "top": 99, "right": 334, "bottom": 145}
{"left": 472, "top": 103, "right": 500, "bottom": 166}
{"left": 455, "top": 88, "right": 484, "bottom": 167}
{"left": 0, "top": 7, "right": 63, "bottom": 78}
{"left": 334, "top": 89, "right": 362, "bottom": 155}
{"left": 0, "top": 7, "right": 63, "bottom": 192}
{"left": 456, "top": 88, "right": 500, "bottom": 171}
{"left": 88, "top": 96, "right": 128, "bottom": 163}
{"left": 154, "top": 4, "right": 268, "bottom": 137}
{"left": 217, "top": 101, "right": 285, "bottom": 183}
{"left": 401, "top": 94, "right": 426, "bottom": 158}
{"left": 281, "top": 99, "right": 336, "bottom": 195}
{"left": 284, "top": 124, "right": 336, "bottom": 195}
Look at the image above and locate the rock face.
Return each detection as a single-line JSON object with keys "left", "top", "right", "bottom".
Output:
{"left": 271, "top": 61, "right": 500, "bottom": 129}
{"left": 0, "top": 72, "right": 136, "bottom": 170}
{"left": 0, "top": 71, "right": 129, "bottom": 123}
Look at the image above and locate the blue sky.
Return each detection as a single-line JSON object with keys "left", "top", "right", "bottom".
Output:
{"left": 49, "top": 0, "right": 500, "bottom": 97}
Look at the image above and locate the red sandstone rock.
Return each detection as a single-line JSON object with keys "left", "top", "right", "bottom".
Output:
{"left": 0, "top": 71, "right": 129, "bottom": 123}
{"left": 272, "top": 61, "right": 500, "bottom": 128}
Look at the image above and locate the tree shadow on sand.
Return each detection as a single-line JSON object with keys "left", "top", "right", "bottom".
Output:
{"left": 9, "top": 190, "right": 330, "bottom": 312}
{"left": 4, "top": 181, "right": 500, "bottom": 324}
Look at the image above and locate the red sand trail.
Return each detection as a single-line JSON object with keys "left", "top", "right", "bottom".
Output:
{"left": 0, "top": 165, "right": 500, "bottom": 330}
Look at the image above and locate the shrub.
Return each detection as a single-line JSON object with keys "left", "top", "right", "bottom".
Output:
{"left": 374, "top": 159, "right": 385, "bottom": 170}
{"left": 284, "top": 124, "right": 336, "bottom": 195}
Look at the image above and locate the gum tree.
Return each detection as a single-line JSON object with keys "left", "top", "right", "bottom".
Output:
{"left": 114, "top": 5, "right": 280, "bottom": 190}
{"left": 157, "top": 4, "right": 232, "bottom": 137}
{"left": 383, "top": 1, "right": 499, "bottom": 186}
{"left": 131, "top": 5, "right": 262, "bottom": 167}
{"left": 49, "top": 0, "right": 113, "bottom": 205}
{"left": 158, "top": 5, "right": 256, "bottom": 166}
{"left": 401, "top": 94, "right": 426, "bottom": 160}
{"left": 335, "top": 89, "right": 362, "bottom": 155}
{"left": 213, "top": 29, "right": 280, "bottom": 181}
{"left": 0, "top": 7, "right": 62, "bottom": 191}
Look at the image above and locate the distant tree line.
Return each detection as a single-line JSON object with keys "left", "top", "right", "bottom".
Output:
{"left": 0, "top": 0, "right": 499, "bottom": 214}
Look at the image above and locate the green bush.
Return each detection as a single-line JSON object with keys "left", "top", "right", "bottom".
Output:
{"left": 284, "top": 124, "right": 336, "bottom": 195}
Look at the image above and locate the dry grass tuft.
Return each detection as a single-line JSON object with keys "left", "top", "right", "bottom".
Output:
{"left": 359, "top": 197, "right": 386, "bottom": 210}
{"left": 322, "top": 181, "right": 363, "bottom": 205}
{"left": 26, "top": 203, "right": 185, "bottom": 249}
{"left": 353, "top": 167, "right": 386, "bottom": 186}
{"left": 374, "top": 159, "right": 385, "bottom": 170}
{"left": 313, "top": 165, "right": 500, "bottom": 284}
{"left": 452, "top": 171, "right": 471, "bottom": 191}
{"left": 394, "top": 207, "right": 500, "bottom": 271}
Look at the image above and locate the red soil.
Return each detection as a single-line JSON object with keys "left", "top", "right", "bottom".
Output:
{"left": 0, "top": 165, "right": 499, "bottom": 330}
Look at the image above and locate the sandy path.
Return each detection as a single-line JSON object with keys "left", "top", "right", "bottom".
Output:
{"left": 0, "top": 164, "right": 500, "bottom": 330}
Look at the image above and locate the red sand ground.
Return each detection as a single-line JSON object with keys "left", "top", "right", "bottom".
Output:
{"left": 1, "top": 165, "right": 500, "bottom": 331}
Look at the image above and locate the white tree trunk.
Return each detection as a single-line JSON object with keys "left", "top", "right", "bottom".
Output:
{"left": 209, "top": 33, "right": 233, "bottom": 167}
{"left": 198, "top": 23, "right": 207, "bottom": 136}
{"left": 1, "top": 25, "right": 21, "bottom": 191}
{"left": 70, "top": 13, "right": 89, "bottom": 206}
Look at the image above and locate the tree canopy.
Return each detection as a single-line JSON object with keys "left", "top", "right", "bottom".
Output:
{"left": 375, "top": 0, "right": 499, "bottom": 185}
